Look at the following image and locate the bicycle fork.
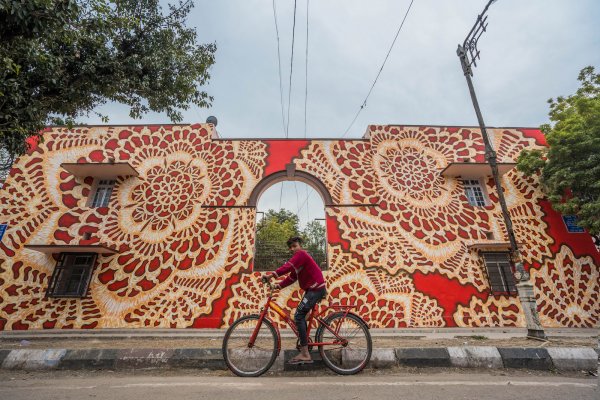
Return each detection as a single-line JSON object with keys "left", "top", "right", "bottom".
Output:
{"left": 248, "top": 300, "right": 283, "bottom": 355}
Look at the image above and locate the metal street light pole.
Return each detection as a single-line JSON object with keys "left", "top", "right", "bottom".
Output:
{"left": 457, "top": 0, "right": 546, "bottom": 339}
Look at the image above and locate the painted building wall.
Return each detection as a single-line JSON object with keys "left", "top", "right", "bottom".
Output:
{"left": 0, "top": 124, "right": 598, "bottom": 330}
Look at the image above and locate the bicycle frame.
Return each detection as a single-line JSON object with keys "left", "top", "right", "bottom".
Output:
{"left": 248, "top": 290, "right": 356, "bottom": 355}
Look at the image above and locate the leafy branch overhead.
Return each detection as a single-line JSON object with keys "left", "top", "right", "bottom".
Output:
{"left": 517, "top": 66, "right": 600, "bottom": 235}
{"left": 0, "top": 0, "right": 216, "bottom": 165}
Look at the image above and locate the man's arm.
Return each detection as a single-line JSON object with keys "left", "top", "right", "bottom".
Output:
{"left": 270, "top": 250, "right": 304, "bottom": 279}
{"left": 277, "top": 268, "right": 297, "bottom": 290}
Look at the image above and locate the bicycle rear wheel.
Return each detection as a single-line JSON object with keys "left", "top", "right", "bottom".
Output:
{"left": 316, "top": 312, "right": 372, "bottom": 375}
{"left": 222, "top": 314, "right": 278, "bottom": 377}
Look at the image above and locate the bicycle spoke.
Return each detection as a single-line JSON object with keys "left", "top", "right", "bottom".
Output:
{"left": 342, "top": 326, "right": 362, "bottom": 340}
{"left": 323, "top": 346, "right": 344, "bottom": 351}
{"left": 227, "top": 343, "right": 251, "bottom": 349}
{"left": 223, "top": 315, "right": 278, "bottom": 377}
{"left": 250, "top": 345, "right": 272, "bottom": 351}
{"left": 317, "top": 313, "right": 372, "bottom": 375}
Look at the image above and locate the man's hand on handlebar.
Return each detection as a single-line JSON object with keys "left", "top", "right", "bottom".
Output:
{"left": 260, "top": 273, "right": 272, "bottom": 283}
{"left": 260, "top": 273, "right": 280, "bottom": 290}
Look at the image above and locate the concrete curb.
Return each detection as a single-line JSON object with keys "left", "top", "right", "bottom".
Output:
{"left": 447, "top": 346, "right": 503, "bottom": 369}
{"left": 395, "top": 347, "right": 452, "bottom": 368}
{"left": 1, "top": 349, "right": 67, "bottom": 370}
{"left": 546, "top": 347, "right": 598, "bottom": 371}
{"left": 497, "top": 348, "right": 553, "bottom": 370}
{"left": 0, "top": 347, "right": 597, "bottom": 372}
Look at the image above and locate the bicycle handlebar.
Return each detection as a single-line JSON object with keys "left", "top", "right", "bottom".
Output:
{"left": 261, "top": 275, "right": 276, "bottom": 292}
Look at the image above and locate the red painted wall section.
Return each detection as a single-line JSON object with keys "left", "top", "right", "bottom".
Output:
{"left": 192, "top": 273, "right": 241, "bottom": 328}
{"left": 412, "top": 271, "right": 486, "bottom": 327}
{"left": 263, "top": 140, "right": 310, "bottom": 175}
{"left": 540, "top": 200, "right": 600, "bottom": 262}
{"left": 25, "top": 135, "right": 40, "bottom": 152}
{"left": 325, "top": 212, "right": 350, "bottom": 252}
{"left": 519, "top": 129, "right": 547, "bottom": 146}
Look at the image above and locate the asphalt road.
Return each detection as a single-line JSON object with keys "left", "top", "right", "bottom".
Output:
{"left": 0, "top": 370, "right": 597, "bottom": 400}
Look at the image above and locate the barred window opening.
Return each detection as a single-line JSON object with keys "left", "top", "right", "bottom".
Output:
{"left": 47, "top": 253, "right": 97, "bottom": 298}
{"left": 482, "top": 252, "right": 517, "bottom": 294}
{"left": 253, "top": 239, "right": 327, "bottom": 272}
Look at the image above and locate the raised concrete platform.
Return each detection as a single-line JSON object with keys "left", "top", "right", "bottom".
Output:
{"left": 0, "top": 346, "right": 596, "bottom": 373}
{"left": 1, "top": 328, "right": 596, "bottom": 373}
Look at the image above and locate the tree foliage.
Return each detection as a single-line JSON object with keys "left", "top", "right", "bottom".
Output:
{"left": 254, "top": 209, "right": 327, "bottom": 271}
{"left": 256, "top": 211, "right": 300, "bottom": 248}
{"left": 302, "top": 220, "right": 327, "bottom": 264}
{"left": 517, "top": 66, "right": 600, "bottom": 234}
{"left": 0, "top": 0, "right": 216, "bottom": 173}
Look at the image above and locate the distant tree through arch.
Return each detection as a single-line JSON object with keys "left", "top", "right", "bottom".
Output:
{"left": 252, "top": 172, "right": 328, "bottom": 272}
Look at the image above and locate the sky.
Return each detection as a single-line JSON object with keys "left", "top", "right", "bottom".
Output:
{"left": 81, "top": 0, "right": 600, "bottom": 228}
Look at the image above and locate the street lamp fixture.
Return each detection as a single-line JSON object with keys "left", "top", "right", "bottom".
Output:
{"left": 456, "top": 0, "right": 546, "bottom": 340}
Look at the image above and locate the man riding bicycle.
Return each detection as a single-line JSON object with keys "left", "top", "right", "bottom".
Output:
{"left": 263, "top": 236, "right": 326, "bottom": 364}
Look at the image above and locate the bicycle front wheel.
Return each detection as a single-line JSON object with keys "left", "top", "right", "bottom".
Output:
{"left": 316, "top": 312, "right": 372, "bottom": 375}
{"left": 222, "top": 314, "right": 278, "bottom": 377}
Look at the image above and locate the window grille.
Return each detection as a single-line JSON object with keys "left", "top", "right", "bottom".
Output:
{"left": 463, "top": 179, "right": 487, "bottom": 207}
{"left": 47, "top": 253, "right": 97, "bottom": 297}
{"left": 482, "top": 252, "right": 517, "bottom": 294}
{"left": 91, "top": 180, "right": 116, "bottom": 207}
{"left": 253, "top": 240, "right": 328, "bottom": 272}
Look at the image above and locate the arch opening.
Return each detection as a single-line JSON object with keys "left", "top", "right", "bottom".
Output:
{"left": 247, "top": 169, "right": 333, "bottom": 207}
{"left": 252, "top": 172, "right": 328, "bottom": 273}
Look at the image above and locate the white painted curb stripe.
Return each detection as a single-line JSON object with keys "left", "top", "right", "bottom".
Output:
{"left": 0, "top": 380, "right": 594, "bottom": 391}
{"left": 447, "top": 346, "right": 503, "bottom": 368}
{"left": 1, "top": 349, "right": 67, "bottom": 370}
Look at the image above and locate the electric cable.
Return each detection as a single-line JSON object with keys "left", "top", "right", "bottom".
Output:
{"left": 341, "top": 0, "right": 416, "bottom": 138}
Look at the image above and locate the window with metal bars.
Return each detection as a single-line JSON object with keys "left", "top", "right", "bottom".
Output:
{"left": 47, "top": 253, "right": 97, "bottom": 297}
{"left": 253, "top": 240, "right": 328, "bottom": 272}
{"left": 482, "top": 252, "right": 517, "bottom": 294}
{"left": 91, "top": 179, "right": 115, "bottom": 207}
{"left": 463, "top": 179, "right": 487, "bottom": 207}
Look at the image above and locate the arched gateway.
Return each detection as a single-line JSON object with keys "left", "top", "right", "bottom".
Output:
{"left": 0, "top": 124, "right": 597, "bottom": 330}
{"left": 247, "top": 168, "right": 333, "bottom": 207}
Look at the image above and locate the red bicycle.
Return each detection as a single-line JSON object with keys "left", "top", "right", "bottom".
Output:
{"left": 222, "top": 277, "right": 372, "bottom": 377}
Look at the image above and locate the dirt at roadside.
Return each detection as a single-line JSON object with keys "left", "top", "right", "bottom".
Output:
{"left": 0, "top": 335, "right": 596, "bottom": 350}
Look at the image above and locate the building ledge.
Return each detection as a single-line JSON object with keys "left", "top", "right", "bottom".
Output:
{"left": 441, "top": 162, "right": 516, "bottom": 178}
{"left": 25, "top": 244, "right": 118, "bottom": 255}
{"left": 61, "top": 162, "right": 138, "bottom": 178}
{"left": 468, "top": 242, "right": 521, "bottom": 251}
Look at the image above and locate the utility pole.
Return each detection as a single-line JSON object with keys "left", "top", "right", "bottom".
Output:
{"left": 457, "top": 0, "right": 546, "bottom": 339}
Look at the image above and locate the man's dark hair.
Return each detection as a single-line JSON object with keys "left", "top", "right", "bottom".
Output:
{"left": 286, "top": 236, "right": 303, "bottom": 247}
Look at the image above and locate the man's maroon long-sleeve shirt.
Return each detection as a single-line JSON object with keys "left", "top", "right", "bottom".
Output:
{"left": 272, "top": 250, "right": 326, "bottom": 291}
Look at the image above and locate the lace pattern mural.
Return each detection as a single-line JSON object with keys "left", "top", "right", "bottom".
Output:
{"left": 0, "top": 124, "right": 598, "bottom": 330}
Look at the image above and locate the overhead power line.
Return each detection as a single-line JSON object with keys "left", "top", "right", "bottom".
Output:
{"left": 304, "top": 0, "right": 310, "bottom": 138}
{"left": 286, "top": 0, "right": 299, "bottom": 138}
{"left": 279, "top": 181, "right": 284, "bottom": 210}
{"left": 297, "top": 189, "right": 311, "bottom": 214}
{"left": 341, "top": 0, "right": 416, "bottom": 138}
{"left": 272, "top": 0, "right": 287, "bottom": 136}
{"left": 294, "top": 181, "right": 301, "bottom": 215}
{"left": 305, "top": 185, "right": 310, "bottom": 221}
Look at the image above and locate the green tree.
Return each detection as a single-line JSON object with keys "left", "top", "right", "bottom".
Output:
{"left": 254, "top": 209, "right": 327, "bottom": 271}
{"left": 254, "top": 209, "right": 300, "bottom": 271}
{"left": 301, "top": 220, "right": 327, "bottom": 269}
{"left": 257, "top": 209, "right": 300, "bottom": 233}
{"left": 517, "top": 66, "right": 600, "bottom": 234}
{"left": 0, "top": 0, "right": 216, "bottom": 174}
